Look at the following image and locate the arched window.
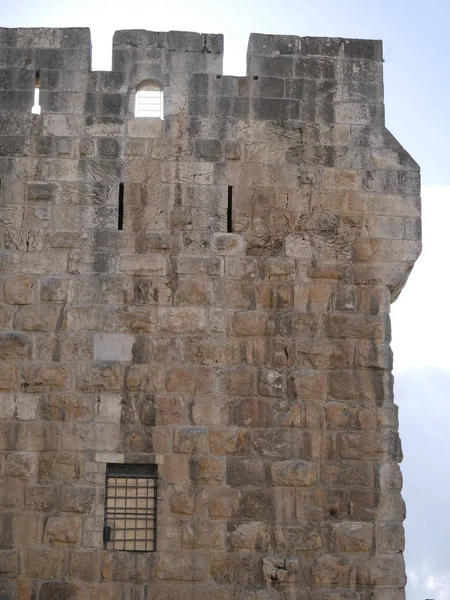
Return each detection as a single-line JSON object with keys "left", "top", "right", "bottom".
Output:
{"left": 134, "top": 81, "right": 164, "bottom": 119}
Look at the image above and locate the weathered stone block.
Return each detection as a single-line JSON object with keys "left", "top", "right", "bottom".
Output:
{"left": 270, "top": 460, "right": 316, "bottom": 486}
{"left": 21, "top": 364, "right": 68, "bottom": 391}
{"left": 228, "top": 521, "right": 270, "bottom": 551}
{"left": 0, "top": 549, "right": 19, "bottom": 577}
{"left": 210, "top": 487, "right": 242, "bottom": 517}
{"left": 173, "top": 427, "right": 209, "bottom": 454}
{"left": 60, "top": 485, "right": 96, "bottom": 512}
{"left": 69, "top": 549, "right": 101, "bottom": 582}
{"left": 24, "top": 485, "right": 57, "bottom": 510}
{"left": 39, "top": 582, "right": 84, "bottom": 600}
{"left": 227, "top": 457, "right": 266, "bottom": 486}
{"left": 15, "top": 305, "right": 60, "bottom": 331}
{"left": 43, "top": 516, "right": 82, "bottom": 547}
{"left": 156, "top": 552, "right": 209, "bottom": 581}
{"left": 190, "top": 456, "right": 225, "bottom": 484}
{"left": 3, "top": 276, "right": 34, "bottom": 305}
{"left": 181, "top": 520, "right": 226, "bottom": 550}
{"left": 331, "top": 521, "right": 374, "bottom": 552}
{"left": 26, "top": 547, "right": 67, "bottom": 579}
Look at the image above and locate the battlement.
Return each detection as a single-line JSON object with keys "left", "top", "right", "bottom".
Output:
{"left": 0, "top": 28, "right": 384, "bottom": 126}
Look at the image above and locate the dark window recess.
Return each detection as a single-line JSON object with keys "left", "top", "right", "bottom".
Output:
{"left": 227, "top": 185, "right": 233, "bottom": 233}
{"left": 32, "top": 70, "right": 41, "bottom": 114}
{"left": 104, "top": 463, "right": 157, "bottom": 552}
{"left": 118, "top": 183, "right": 124, "bottom": 230}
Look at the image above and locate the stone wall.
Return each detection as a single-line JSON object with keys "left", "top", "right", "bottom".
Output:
{"left": 0, "top": 27, "right": 421, "bottom": 599}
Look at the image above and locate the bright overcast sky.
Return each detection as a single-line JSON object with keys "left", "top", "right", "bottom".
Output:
{"left": 3, "top": 1, "right": 450, "bottom": 597}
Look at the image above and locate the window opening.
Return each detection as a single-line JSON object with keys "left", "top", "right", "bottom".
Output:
{"left": 31, "top": 70, "right": 41, "bottom": 115}
{"left": 104, "top": 463, "right": 157, "bottom": 552}
{"left": 227, "top": 186, "right": 233, "bottom": 233}
{"left": 135, "top": 81, "right": 164, "bottom": 119}
{"left": 118, "top": 183, "right": 124, "bottom": 230}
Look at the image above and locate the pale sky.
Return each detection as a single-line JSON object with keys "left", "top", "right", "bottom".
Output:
{"left": 3, "top": 1, "right": 449, "bottom": 597}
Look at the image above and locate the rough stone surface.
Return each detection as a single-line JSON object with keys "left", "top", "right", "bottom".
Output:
{"left": 0, "top": 27, "right": 420, "bottom": 599}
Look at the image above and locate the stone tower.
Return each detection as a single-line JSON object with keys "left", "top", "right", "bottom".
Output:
{"left": 0, "top": 27, "right": 421, "bottom": 600}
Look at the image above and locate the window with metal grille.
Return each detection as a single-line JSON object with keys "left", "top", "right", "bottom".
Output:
{"left": 104, "top": 464, "right": 157, "bottom": 552}
{"left": 134, "top": 80, "right": 164, "bottom": 119}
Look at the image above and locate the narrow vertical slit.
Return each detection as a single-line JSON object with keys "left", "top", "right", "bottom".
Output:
{"left": 118, "top": 183, "right": 124, "bottom": 230}
{"left": 31, "top": 70, "right": 41, "bottom": 115}
{"left": 227, "top": 185, "right": 233, "bottom": 233}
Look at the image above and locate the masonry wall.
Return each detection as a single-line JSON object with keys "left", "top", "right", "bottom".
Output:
{"left": 0, "top": 28, "right": 421, "bottom": 600}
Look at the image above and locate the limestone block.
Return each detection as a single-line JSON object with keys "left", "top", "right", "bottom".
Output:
{"left": 181, "top": 520, "right": 226, "bottom": 550}
{"left": 378, "top": 522, "right": 405, "bottom": 553}
{"left": 64, "top": 307, "right": 102, "bottom": 331}
{"left": 229, "top": 521, "right": 270, "bottom": 551}
{"left": 26, "top": 547, "right": 67, "bottom": 579}
{"left": 210, "top": 427, "right": 251, "bottom": 455}
{"left": 69, "top": 549, "right": 101, "bottom": 582}
{"left": 244, "top": 489, "right": 275, "bottom": 519}
{"left": 159, "top": 307, "right": 208, "bottom": 334}
{"left": 191, "top": 395, "right": 230, "bottom": 425}
{"left": 174, "top": 278, "right": 215, "bottom": 306}
{"left": 44, "top": 516, "right": 82, "bottom": 547}
{"left": 190, "top": 456, "right": 225, "bottom": 485}
{"left": 39, "top": 581, "right": 84, "bottom": 600}
{"left": 24, "top": 485, "right": 57, "bottom": 510}
{"left": 212, "top": 233, "right": 245, "bottom": 255}
{"left": 41, "top": 392, "right": 94, "bottom": 421}
{"left": 26, "top": 422, "right": 60, "bottom": 451}
{"left": 0, "top": 363, "right": 18, "bottom": 390}
{"left": 368, "top": 554, "right": 406, "bottom": 586}
{"left": 270, "top": 460, "right": 316, "bottom": 486}
{"left": 210, "top": 487, "right": 241, "bottom": 517}
{"left": 37, "top": 452, "right": 84, "bottom": 483}
{"left": 21, "top": 364, "right": 68, "bottom": 391}
{"left": 7, "top": 512, "right": 41, "bottom": 543}
{"left": 173, "top": 427, "right": 209, "bottom": 454}
{"left": 125, "top": 363, "right": 164, "bottom": 393}
{"left": 0, "top": 392, "right": 37, "bottom": 419}
{"left": 310, "top": 554, "right": 357, "bottom": 586}
{"left": 262, "top": 556, "right": 301, "bottom": 586}
{"left": 5, "top": 453, "right": 37, "bottom": 479}
{"left": 39, "top": 277, "right": 74, "bottom": 303}
{"left": 331, "top": 521, "right": 374, "bottom": 552}
{"left": 211, "top": 552, "right": 262, "bottom": 587}
{"left": 154, "top": 394, "right": 186, "bottom": 425}
{"left": 227, "top": 457, "right": 266, "bottom": 486}
{"left": 169, "top": 485, "right": 196, "bottom": 515}
{"left": 166, "top": 367, "right": 213, "bottom": 394}
{"left": 288, "top": 370, "right": 326, "bottom": 400}
{"left": 95, "top": 393, "right": 122, "bottom": 423}
{"left": 0, "top": 481, "right": 23, "bottom": 513}
{"left": 75, "top": 362, "right": 123, "bottom": 391}
{"left": 156, "top": 552, "right": 209, "bottom": 581}
{"left": 216, "top": 367, "right": 256, "bottom": 396}
{"left": 60, "top": 486, "right": 96, "bottom": 512}
{"left": 94, "top": 333, "right": 134, "bottom": 361}
{"left": 15, "top": 304, "right": 60, "bottom": 331}
{"left": 3, "top": 276, "right": 34, "bottom": 304}
{"left": 0, "top": 549, "right": 20, "bottom": 576}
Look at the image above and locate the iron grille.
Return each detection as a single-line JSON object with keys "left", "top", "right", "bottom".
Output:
{"left": 104, "top": 463, "right": 157, "bottom": 552}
